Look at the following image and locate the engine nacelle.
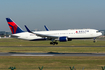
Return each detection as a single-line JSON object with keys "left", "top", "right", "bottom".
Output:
{"left": 59, "top": 37, "right": 68, "bottom": 42}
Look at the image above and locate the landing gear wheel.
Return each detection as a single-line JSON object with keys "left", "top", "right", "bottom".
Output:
{"left": 50, "top": 42, "right": 55, "bottom": 45}
{"left": 55, "top": 42, "right": 58, "bottom": 45}
{"left": 50, "top": 42, "right": 53, "bottom": 44}
{"left": 93, "top": 38, "right": 96, "bottom": 43}
{"left": 50, "top": 42, "right": 58, "bottom": 45}
{"left": 53, "top": 42, "right": 58, "bottom": 45}
{"left": 93, "top": 40, "right": 95, "bottom": 43}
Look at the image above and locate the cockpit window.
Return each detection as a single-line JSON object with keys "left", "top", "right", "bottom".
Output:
{"left": 96, "top": 31, "right": 100, "bottom": 33}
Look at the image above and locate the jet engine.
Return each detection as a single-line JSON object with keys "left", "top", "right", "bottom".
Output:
{"left": 59, "top": 37, "right": 68, "bottom": 42}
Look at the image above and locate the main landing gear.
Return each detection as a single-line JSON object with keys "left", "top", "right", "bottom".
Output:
{"left": 50, "top": 39, "right": 58, "bottom": 45}
{"left": 50, "top": 42, "right": 58, "bottom": 45}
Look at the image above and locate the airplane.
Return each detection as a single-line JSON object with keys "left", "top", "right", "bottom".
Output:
{"left": 6, "top": 18, "right": 102, "bottom": 45}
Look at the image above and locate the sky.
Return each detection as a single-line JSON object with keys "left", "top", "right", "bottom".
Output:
{"left": 0, "top": 0, "right": 105, "bottom": 31}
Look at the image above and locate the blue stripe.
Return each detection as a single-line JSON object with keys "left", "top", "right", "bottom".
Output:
{"left": 16, "top": 27, "right": 24, "bottom": 33}
{"left": 6, "top": 18, "right": 13, "bottom": 22}
{"left": 9, "top": 24, "right": 14, "bottom": 34}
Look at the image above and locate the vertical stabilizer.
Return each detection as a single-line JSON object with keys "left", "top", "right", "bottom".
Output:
{"left": 6, "top": 18, "right": 24, "bottom": 34}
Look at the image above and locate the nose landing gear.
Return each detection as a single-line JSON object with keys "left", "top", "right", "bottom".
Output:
{"left": 93, "top": 38, "right": 96, "bottom": 43}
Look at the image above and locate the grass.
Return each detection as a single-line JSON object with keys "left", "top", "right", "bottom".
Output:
{"left": 0, "top": 38, "right": 105, "bottom": 53}
{"left": 1, "top": 47, "right": 105, "bottom": 53}
{"left": 0, "top": 56, "right": 105, "bottom": 70}
{"left": 0, "top": 38, "right": 105, "bottom": 46}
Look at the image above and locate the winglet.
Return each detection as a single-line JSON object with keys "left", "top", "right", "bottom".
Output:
{"left": 24, "top": 25, "right": 32, "bottom": 33}
{"left": 44, "top": 25, "right": 49, "bottom": 31}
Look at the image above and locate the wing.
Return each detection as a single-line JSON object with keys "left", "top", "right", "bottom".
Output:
{"left": 35, "top": 33, "right": 58, "bottom": 39}
{"left": 24, "top": 25, "right": 58, "bottom": 39}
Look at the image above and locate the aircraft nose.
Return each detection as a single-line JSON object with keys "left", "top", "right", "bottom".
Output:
{"left": 99, "top": 32, "right": 102, "bottom": 36}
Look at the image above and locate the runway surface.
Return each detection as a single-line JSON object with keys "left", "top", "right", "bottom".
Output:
{"left": 1, "top": 46, "right": 105, "bottom": 47}
{"left": 1, "top": 45, "right": 105, "bottom": 56}
{"left": 0, "top": 52, "right": 105, "bottom": 56}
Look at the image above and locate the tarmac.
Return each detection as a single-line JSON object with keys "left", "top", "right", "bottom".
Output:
{"left": 0, "top": 52, "right": 105, "bottom": 56}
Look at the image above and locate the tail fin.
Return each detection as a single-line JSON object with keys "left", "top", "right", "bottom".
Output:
{"left": 6, "top": 18, "right": 24, "bottom": 34}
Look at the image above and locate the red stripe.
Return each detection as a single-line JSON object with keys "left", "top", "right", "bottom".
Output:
{"left": 8, "top": 22, "right": 18, "bottom": 34}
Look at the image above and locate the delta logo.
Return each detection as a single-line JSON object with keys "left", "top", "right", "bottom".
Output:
{"left": 76, "top": 30, "right": 89, "bottom": 33}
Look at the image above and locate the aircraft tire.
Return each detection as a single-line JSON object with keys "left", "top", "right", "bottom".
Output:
{"left": 93, "top": 40, "right": 95, "bottom": 43}
{"left": 55, "top": 42, "right": 58, "bottom": 45}
{"left": 50, "top": 42, "right": 53, "bottom": 44}
{"left": 50, "top": 42, "right": 58, "bottom": 45}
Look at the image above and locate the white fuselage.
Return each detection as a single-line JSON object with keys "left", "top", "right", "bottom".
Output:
{"left": 12, "top": 29, "right": 102, "bottom": 41}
